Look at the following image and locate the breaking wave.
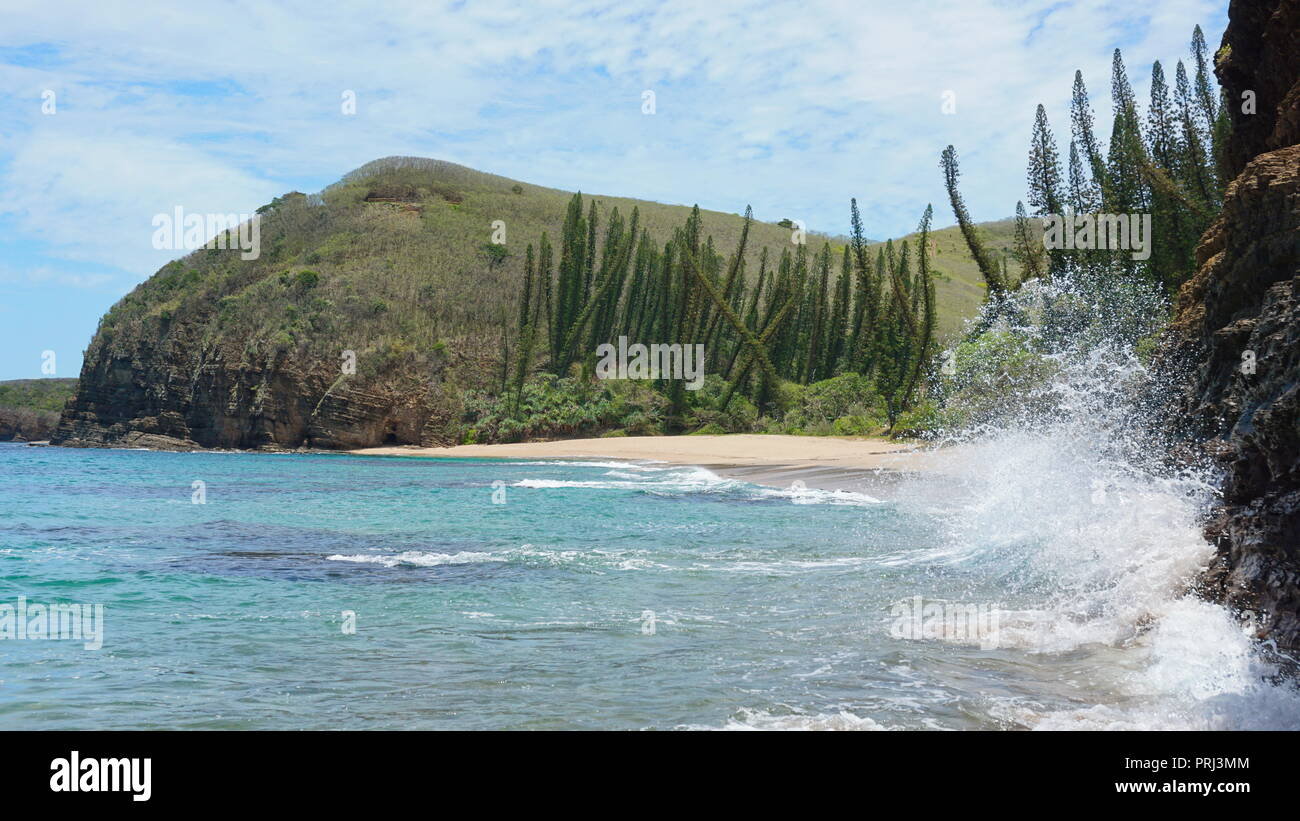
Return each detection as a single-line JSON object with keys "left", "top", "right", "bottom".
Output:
{"left": 905, "top": 269, "right": 1300, "bottom": 730}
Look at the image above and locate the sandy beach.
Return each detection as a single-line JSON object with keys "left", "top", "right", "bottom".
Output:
{"left": 351, "top": 434, "right": 954, "bottom": 493}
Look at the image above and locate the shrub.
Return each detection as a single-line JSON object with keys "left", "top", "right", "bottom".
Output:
{"left": 481, "top": 243, "right": 509, "bottom": 269}
{"left": 831, "top": 413, "right": 886, "bottom": 437}
{"left": 891, "top": 400, "right": 940, "bottom": 437}
{"left": 689, "top": 422, "right": 727, "bottom": 435}
{"left": 932, "top": 330, "right": 1057, "bottom": 428}
{"left": 782, "top": 372, "right": 885, "bottom": 432}
{"left": 460, "top": 374, "right": 674, "bottom": 442}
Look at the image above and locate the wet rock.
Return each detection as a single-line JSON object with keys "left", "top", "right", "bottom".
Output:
{"left": 1164, "top": 0, "right": 1300, "bottom": 656}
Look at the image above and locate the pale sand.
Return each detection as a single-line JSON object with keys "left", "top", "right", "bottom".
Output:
{"left": 350, "top": 435, "right": 957, "bottom": 494}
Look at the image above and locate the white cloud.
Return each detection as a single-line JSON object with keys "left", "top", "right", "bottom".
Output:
{"left": 0, "top": 262, "right": 115, "bottom": 290}
{"left": 0, "top": 130, "right": 279, "bottom": 273}
{"left": 1, "top": 0, "right": 1228, "bottom": 278}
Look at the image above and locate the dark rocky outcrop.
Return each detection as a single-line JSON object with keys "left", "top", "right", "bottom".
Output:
{"left": 54, "top": 339, "right": 455, "bottom": 451}
{"left": 1164, "top": 0, "right": 1300, "bottom": 654}
{"left": 0, "top": 407, "right": 60, "bottom": 442}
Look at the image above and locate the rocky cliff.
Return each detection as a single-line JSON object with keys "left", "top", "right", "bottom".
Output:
{"left": 0, "top": 408, "right": 60, "bottom": 442}
{"left": 1165, "top": 0, "right": 1300, "bottom": 655}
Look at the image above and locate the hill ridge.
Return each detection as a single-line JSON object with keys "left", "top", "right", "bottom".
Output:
{"left": 53, "top": 157, "right": 1019, "bottom": 451}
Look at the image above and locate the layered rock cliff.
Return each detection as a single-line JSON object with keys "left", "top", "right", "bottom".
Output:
{"left": 1165, "top": 0, "right": 1300, "bottom": 655}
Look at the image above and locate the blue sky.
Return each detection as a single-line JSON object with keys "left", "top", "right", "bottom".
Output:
{"left": 0, "top": 0, "right": 1228, "bottom": 380}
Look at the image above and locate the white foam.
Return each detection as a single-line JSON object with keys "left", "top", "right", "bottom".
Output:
{"left": 908, "top": 271, "right": 1300, "bottom": 729}
{"left": 708, "top": 709, "right": 892, "bottom": 731}
{"left": 514, "top": 464, "right": 882, "bottom": 507}
{"left": 326, "top": 550, "right": 503, "bottom": 568}
{"left": 712, "top": 557, "right": 876, "bottom": 575}
{"left": 759, "top": 485, "right": 882, "bottom": 506}
{"left": 323, "top": 544, "right": 673, "bottom": 572}
{"left": 512, "top": 465, "right": 738, "bottom": 494}
{"left": 513, "top": 460, "right": 660, "bottom": 470}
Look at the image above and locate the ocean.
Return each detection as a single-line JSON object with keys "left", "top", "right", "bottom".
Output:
{"left": 2, "top": 433, "right": 1296, "bottom": 730}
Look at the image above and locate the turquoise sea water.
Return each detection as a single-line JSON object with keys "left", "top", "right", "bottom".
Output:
{"left": 0, "top": 440, "right": 1295, "bottom": 730}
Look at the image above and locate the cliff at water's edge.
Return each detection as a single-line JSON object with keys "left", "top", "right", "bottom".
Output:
{"left": 1165, "top": 0, "right": 1300, "bottom": 655}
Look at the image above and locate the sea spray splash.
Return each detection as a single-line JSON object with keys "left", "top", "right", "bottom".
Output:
{"left": 907, "top": 268, "right": 1300, "bottom": 728}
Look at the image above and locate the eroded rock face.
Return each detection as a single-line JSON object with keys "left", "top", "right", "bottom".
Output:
{"left": 53, "top": 337, "right": 450, "bottom": 452}
{"left": 1215, "top": 0, "right": 1300, "bottom": 177}
{"left": 1164, "top": 0, "right": 1300, "bottom": 654}
{"left": 0, "top": 408, "right": 60, "bottom": 442}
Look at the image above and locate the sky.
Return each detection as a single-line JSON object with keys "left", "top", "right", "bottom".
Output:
{"left": 0, "top": 0, "right": 1228, "bottom": 380}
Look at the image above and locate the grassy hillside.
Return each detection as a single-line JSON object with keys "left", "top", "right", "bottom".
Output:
{"left": 61, "top": 156, "right": 1024, "bottom": 449}
{"left": 918, "top": 217, "right": 1018, "bottom": 338}
{"left": 97, "top": 157, "right": 1008, "bottom": 381}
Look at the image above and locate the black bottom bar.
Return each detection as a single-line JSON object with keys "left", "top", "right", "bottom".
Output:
{"left": 4, "top": 730, "right": 1286, "bottom": 808}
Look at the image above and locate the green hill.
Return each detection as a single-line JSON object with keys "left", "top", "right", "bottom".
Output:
{"left": 55, "top": 157, "right": 1013, "bottom": 450}
{"left": 888, "top": 217, "right": 1015, "bottom": 338}
{"left": 0, "top": 378, "right": 77, "bottom": 441}
{"left": 0, "top": 378, "right": 78, "bottom": 412}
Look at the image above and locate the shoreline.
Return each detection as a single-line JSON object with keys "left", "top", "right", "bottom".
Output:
{"left": 350, "top": 434, "right": 956, "bottom": 493}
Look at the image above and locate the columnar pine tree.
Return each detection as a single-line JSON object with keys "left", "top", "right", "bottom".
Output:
{"left": 826, "top": 246, "right": 851, "bottom": 376}
{"left": 1067, "top": 140, "right": 1098, "bottom": 215}
{"left": 1146, "top": 60, "right": 1192, "bottom": 292}
{"left": 1191, "top": 25, "right": 1219, "bottom": 139}
{"left": 1105, "top": 49, "right": 1147, "bottom": 276}
{"left": 1106, "top": 50, "right": 1147, "bottom": 212}
{"left": 941, "top": 145, "right": 1006, "bottom": 296}
{"left": 802, "top": 242, "right": 831, "bottom": 383}
{"left": 876, "top": 248, "right": 908, "bottom": 425}
{"left": 1070, "top": 70, "right": 1107, "bottom": 204}
{"left": 510, "top": 244, "right": 540, "bottom": 415}
{"left": 1027, "top": 104, "right": 1065, "bottom": 217}
{"left": 537, "top": 232, "right": 554, "bottom": 353}
{"left": 1012, "top": 201, "right": 1046, "bottom": 282}
{"left": 846, "top": 198, "right": 876, "bottom": 366}
{"left": 902, "top": 205, "right": 936, "bottom": 408}
{"left": 1026, "top": 104, "right": 1065, "bottom": 276}
{"left": 552, "top": 193, "right": 587, "bottom": 369}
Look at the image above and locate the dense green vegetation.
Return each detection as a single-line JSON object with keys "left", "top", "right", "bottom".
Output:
{"left": 925, "top": 25, "right": 1227, "bottom": 434}
{"left": 462, "top": 369, "right": 914, "bottom": 442}
{"left": 0, "top": 378, "right": 77, "bottom": 412}
{"left": 0, "top": 378, "right": 76, "bottom": 441}
{"left": 946, "top": 25, "right": 1226, "bottom": 299}
{"left": 501, "top": 192, "right": 942, "bottom": 437}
